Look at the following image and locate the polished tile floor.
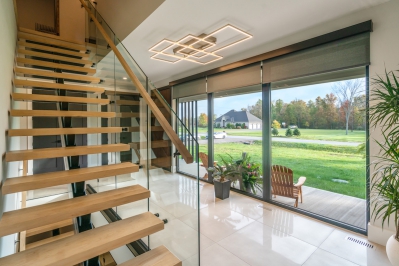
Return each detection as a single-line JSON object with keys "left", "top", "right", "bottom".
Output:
{"left": 27, "top": 169, "right": 391, "bottom": 266}
{"left": 117, "top": 169, "right": 391, "bottom": 266}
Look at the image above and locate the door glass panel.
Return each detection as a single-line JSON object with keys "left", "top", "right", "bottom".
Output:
{"left": 271, "top": 72, "right": 367, "bottom": 230}
{"left": 213, "top": 85, "right": 263, "bottom": 197}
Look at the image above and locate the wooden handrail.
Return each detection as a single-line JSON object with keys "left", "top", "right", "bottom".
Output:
{"left": 80, "top": 0, "right": 193, "bottom": 164}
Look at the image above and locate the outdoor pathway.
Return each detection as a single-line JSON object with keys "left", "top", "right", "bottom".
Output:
{"left": 198, "top": 135, "right": 361, "bottom": 146}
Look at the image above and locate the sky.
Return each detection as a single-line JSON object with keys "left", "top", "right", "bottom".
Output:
{"left": 197, "top": 81, "right": 351, "bottom": 117}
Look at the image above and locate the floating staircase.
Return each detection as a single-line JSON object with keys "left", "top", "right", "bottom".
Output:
{"left": 0, "top": 25, "right": 182, "bottom": 265}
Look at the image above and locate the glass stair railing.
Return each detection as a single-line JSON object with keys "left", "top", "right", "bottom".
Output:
{"left": 81, "top": 0, "right": 200, "bottom": 264}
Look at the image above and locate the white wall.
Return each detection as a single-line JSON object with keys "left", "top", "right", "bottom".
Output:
{"left": 0, "top": 0, "right": 19, "bottom": 258}
{"left": 95, "top": 0, "right": 165, "bottom": 40}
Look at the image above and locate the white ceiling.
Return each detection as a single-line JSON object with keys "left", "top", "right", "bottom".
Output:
{"left": 122, "top": 0, "right": 389, "bottom": 87}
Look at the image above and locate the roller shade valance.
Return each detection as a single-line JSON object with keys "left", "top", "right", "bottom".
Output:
{"left": 173, "top": 78, "right": 206, "bottom": 99}
{"left": 207, "top": 63, "right": 261, "bottom": 93}
{"left": 263, "top": 33, "right": 370, "bottom": 84}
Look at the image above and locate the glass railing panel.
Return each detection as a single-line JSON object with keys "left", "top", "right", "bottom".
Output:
{"left": 82, "top": 1, "right": 200, "bottom": 264}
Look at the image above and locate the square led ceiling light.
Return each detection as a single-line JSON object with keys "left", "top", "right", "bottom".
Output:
{"left": 149, "top": 24, "right": 252, "bottom": 65}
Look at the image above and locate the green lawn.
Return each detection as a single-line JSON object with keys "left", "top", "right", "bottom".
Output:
{"left": 200, "top": 141, "right": 366, "bottom": 199}
{"left": 198, "top": 127, "right": 366, "bottom": 142}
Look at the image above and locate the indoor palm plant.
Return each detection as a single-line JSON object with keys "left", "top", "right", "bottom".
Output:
{"left": 370, "top": 69, "right": 399, "bottom": 265}
{"left": 208, "top": 154, "right": 240, "bottom": 200}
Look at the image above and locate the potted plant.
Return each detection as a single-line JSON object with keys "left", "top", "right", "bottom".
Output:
{"left": 208, "top": 155, "right": 239, "bottom": 200}
{"left": 370, "top": 69, "right": 399, "bottom": 265}
{"left": 237, "top": 154, "right": 262, "bottom": 194}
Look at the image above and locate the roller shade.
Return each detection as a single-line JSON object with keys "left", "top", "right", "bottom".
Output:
{"left": 173, "top": 78, "right": 206, "bottom": 99}
{"left": 208, "top": 63, "right": 261, "bottom": 93}
{"left": 263, "top": 33, "right": 370, "bottom": 83}
{"left": 272, "top": 66, "right": 366, "bottom": 90}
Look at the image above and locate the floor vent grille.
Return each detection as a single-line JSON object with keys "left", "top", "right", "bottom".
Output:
{"left": 345, "top": 236, "right": 374, "bottom": 249}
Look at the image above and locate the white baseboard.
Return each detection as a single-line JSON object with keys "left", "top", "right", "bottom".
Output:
{"left": 368, "top": 222, "right": 395, "bottom": 246}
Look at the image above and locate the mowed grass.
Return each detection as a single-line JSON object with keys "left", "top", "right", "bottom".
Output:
{"left": 199, "top": 141, "right": 366, "bottom": 199}
{"left": 198, "top": 127, "right": 365, "bottom": 142}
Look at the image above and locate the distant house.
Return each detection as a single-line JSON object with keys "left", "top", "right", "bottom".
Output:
{"left": 215, "top": 109, "right": 262, "bottom": 129}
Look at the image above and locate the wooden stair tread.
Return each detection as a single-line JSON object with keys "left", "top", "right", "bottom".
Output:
{"left": 14, "top": 79, "right": 104, "bottom": 93}
{"left": 15, "top": 67, "right": 100, "bottom": 83}
{"left": 26, "top": 231, "right": 75, "bottom": 250}
{"left": 130, "top": 140, "right": 170, "bottom": 149}
{"left": 26, "top": 219, "right": 73, "bottom": 237}
{"left": 2, "top": 162, "right": 139, "bottom": 194}
{"left": 6, "top": 143, "right": 130, "bottom": 162}
{"left": 8, "top": 127, "right": 124, "bottom": 137}
{"left": 119, "top": 246, "right": 181, "bottom": 266}
{"left": 0, "top": 212, "right": 163, "bottom": 266}
{"left": 17, "top": 58, "right": 96, "bottom": 75}
{"left": 114, "top": 100, "right": 140, "bottom": 106}
{"left": 152, "top": 93, "right": 172, "bottom": 114}
{"left": 17, "top": 32, "right": 85, "bottom": 52}
{"left": 19, "top": 41, "right": 89, "bottom": 59}
{"left": 18, "top": 28, "right": 86, "bottom": 47}
{"left": 152, "top": 157, "right": 172, "bottom": 168}
{"left": 10, "top": 110, "right": 115, "bottom": 118}
{"left": 0, "top": 185, "right": 150, "bottom": 237}
{"left": 12, "top": 93, "right": 109, "bottom": 105}
{"left": 18, "top": 49, "right": 91, "bottom": 66}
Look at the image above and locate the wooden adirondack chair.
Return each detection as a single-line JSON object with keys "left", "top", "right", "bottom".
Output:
{"left": 271, "top": 165, "right": 306, "bottom": 207}
{"left": 199, "top": 152, "right": 217, "bottom": 180}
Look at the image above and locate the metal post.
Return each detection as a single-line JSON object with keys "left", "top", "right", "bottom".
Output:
{"left": 207, "top": 92, "right": 214, "bottom": 182}
{"left": 365, "top": 65, "right": 370, "bottom": 232}
{"left": 262, "top": 83, "right": 271, "bottom": 201}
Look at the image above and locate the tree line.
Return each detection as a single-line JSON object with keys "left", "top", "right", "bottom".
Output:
{"left": 246, "top": 94, "right": 366, "bottom": 131}
{"left": 246, "top": 80, "right": 367, "bottom": 132}
{"left": 195, "top": 80, "right": 366, "bottom": 132}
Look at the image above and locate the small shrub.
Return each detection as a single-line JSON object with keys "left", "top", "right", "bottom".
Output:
{"left": 226, "top": 123, "right": 232, "bottom": 129}
{"left": 272, "top": 128, "right": 279, "bottom": 136}
{"left": 293, "top": 128, "right": 301, "bottom": 136}
{"left": 216, "top": 123, "right": 220, "bottom": 128}
{"left": 236, "top": 126, "right": 241, "bottom": 129}
{"left": 231, "top": 125, "right": 236, "bottom": 129}
{"left": 235, "top": 123, "right": 241, "bottom": 127}
{"left": 285, "top": 128, "right": 293, "bottom": 137}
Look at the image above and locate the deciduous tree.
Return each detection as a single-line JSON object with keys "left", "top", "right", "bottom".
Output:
{"left": 333, "top": 79, "right": 364, "bottom": 135}
{"left": 198, "top": 113, "right": 208, "bottom": 127}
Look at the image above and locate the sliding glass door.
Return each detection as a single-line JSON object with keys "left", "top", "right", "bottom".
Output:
{"left": 270, "top": 69, "right": 367, "bottom": 230}
{"left": 173, "top": 31, "right": 370, "bottom": 233}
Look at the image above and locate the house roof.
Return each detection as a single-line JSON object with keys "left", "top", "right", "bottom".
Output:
{"left": 215, "top": 109, "right": 262, "bottom": 123}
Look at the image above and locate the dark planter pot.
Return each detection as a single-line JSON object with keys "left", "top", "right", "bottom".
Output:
{"left": 214, "top": 179, "right": 232, "bottom": 200}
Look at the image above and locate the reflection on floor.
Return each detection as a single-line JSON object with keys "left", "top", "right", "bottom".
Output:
{"left": 274, "top": 186, "right": 366, "bottom": 229}
{"left": 26, "top": 169, "right": 389, "bottom": 266}
{"left": 179, "top": 158, "right": 367, "bottom": 229}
